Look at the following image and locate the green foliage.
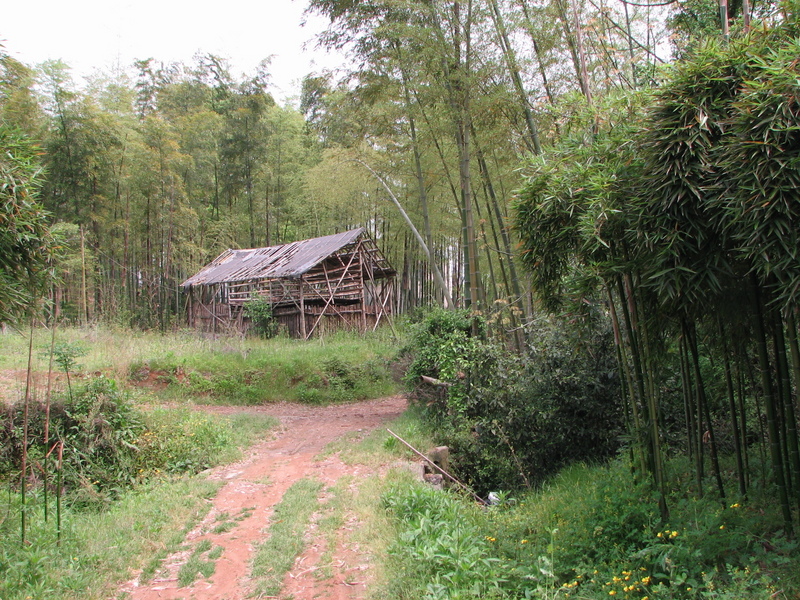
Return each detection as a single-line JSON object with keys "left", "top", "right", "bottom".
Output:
{"left": 0, "top": 376, "right": 274, "bottom": 508}
{"left": 377, "top": 460, "right": 798, "bottom": 600}
{"left": 0, "top": 475, "right": 220, "bottom": 600}
{"left": 243, "top": 294, "right": 278, "bottom": 338}
{"left": 382, "top": 482, "right": 507, "bottom": 600}
{"left": 134, "top": 408, "right": 235, "bottom": 476}
{"left": 50, "top": 341, "right": 88, "bottom": 375}
{"left": 485, "top": 460, "right": 798, "bottom": 599}
{"left": 513, "top": 19, "right": 800, "bottom": 532}
{"left": 133, "top": 331, "right": 398, "bottom": 405}
{"left": 0, "top": 126, "right": 55, "bottom": 324}
{"left": 403, "top": 309, "right": 622, "bottom": 494}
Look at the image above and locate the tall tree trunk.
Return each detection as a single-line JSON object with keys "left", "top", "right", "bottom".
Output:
{"left": 516, "top": 0, "right": 555, "bottom": 104}
{"left": 719, "top": 319, "right": 747, "bottom": 497}
{"left": 752, "top": 282, "right": 794, "bottom": 534}
{"left": 686, "top": 319, "right": 726, "bottom": 501}
{"left": 397, "top": 52, "right": 451, "bottom": 308}
{"left": 488, "top": 0, "right": 542, "bottom": 154}
{"left": 785, "top": 309, "right": 800, "bottom": 513}
{"left": 554, "top": 0, "right": 592, "bottom": 100}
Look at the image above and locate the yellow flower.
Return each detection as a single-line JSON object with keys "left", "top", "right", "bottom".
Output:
{"left": 609, "top": 591, "right": 616, "bottom": 596}
{"left": 670, "top": 530, "right": 678, "bottom": 538}
{"left": 719, "top": 525, "right": 725, "bottom": 530}
{"left": 730, "top": 503, "right": 740, "bottom": 508}
{"left": 521, "top": 539, "right": 528, "bottom": 544}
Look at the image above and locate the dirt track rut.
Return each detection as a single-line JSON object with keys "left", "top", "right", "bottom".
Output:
{"left": 118, "top": 396, "right": 407, "bottom": 600}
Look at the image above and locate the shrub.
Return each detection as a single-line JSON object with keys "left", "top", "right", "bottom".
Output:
{"left": 382, "top": 482, "right": 508, "bottom": 599}
{"left": 244, "top": 295, "right": 278, "bottom": 338}
{"left": 403, "top": 310, "right": 623, "bottom": 494}
{"left": 0, "top": 376, "right": 251, "bottom": 507}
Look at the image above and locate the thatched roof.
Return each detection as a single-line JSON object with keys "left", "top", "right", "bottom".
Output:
{"left": 180, "top": 228, "right": 394, "bottom": 288}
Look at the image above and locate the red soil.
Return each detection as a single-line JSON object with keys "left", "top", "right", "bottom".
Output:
{"left": 117, "top": 396, "right": 407, "bottom": 600}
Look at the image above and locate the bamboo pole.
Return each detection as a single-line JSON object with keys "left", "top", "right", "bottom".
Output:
{"left": 386, "top": 428, "right": 484, "bottom": 504}
{"left": 21, "top": 316, "right": 35, "bottom": 544}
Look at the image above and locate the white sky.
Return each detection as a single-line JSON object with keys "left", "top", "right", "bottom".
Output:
{"left": 1, "top": 0, "right": 344, "bottom": 104}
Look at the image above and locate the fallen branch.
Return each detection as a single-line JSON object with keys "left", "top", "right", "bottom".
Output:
{"left": 420, "top": 375, "right": 452, "bottom": 388}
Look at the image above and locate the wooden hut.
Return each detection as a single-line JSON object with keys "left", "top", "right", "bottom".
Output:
{"left": 181, "top": 228, "right": 396, "bottom": 338}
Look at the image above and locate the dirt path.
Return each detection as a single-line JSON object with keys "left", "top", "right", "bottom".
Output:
{"left": 118, "top": 396, "right": 408, "bottom": 600}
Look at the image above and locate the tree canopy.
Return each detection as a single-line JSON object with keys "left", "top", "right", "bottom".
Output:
{"left": 0, "top": 127, "right": 54, "bottom": 324}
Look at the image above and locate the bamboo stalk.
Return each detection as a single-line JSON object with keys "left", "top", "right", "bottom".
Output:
{"left": 56, "top": 441, "right": 63, "bottom": 545}
{"left": 43, "top": 317, "right": 57, "bottom": 522}
{"left": 21, "top": 315, "right": 35, "bottom": 544}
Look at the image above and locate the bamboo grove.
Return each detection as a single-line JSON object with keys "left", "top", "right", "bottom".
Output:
{"left": 514, "top": 18, "right": 800, "bottom": 533}
{"left": 2, "top": 0, "right": 675, "bottom": 335}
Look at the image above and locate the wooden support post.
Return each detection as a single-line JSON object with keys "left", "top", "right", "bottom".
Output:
{"left": 212, "top": 293, "right": 217, "bottom": 339}
{"left": 360, "top": 245, "right": 368, "bottom": 333}
{"left": 299, "top": 276, "right": 307, "bottom": 339}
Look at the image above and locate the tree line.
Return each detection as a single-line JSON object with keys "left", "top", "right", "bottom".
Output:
{"left": 1, "top": 0, "right": 683, "bottom": 334}
{"left": 515, "top": 15, "right": 800, "bottom": 532}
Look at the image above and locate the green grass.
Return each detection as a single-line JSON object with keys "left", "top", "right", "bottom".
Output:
{"left": 0, "top": 325, "right": 400, "bottom": 405}
{"left": 177, "top": 539, "right": 219, "bottom": 587}
{"left": 250, "top": 478, "right": 324, "bottom": 597}
{"left": 0, "top": 407, "right": 278, "bottom": 599}
{"left": 310, "top": 408, "right": 800, "bottom": 600}
{"left": 0, "top": 476, "right": 221, "bottom": 600}
{"left": 209, "top": 507, "right": 254, "bottom": 534}
{"left": 319, "top": 403, "right": 433, "bottom": 466}
{"left": 313, "top": 478, "right": 351, "bottom": 580}
{"left": 368, "top": 458, "right": 800, "bottom": 600}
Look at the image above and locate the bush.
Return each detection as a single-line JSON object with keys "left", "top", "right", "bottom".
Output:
{"left": 382, "top": 482, "right": 508, "bottom": 599}
{"left": 244, "top": 295, "right": 278, "bottom": 338}
{"left": 376, "top": 460, "right": 798, "bottom": 600}
{"left": 484, "top": 460, "right": 798, "bottom": 599}
{"left": 134, "top": 408, "right": 234, "bottom": 476}
{"left": 403, "top": 310, "right": 623, "bottom": 494}
{"left": 0, "top": 376, "right": 250, "bottom": 508}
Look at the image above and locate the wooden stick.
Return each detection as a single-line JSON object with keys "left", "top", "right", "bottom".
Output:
{"left": 421, "top": 375, "right": 453, "bottom": 388}
{"left": 386, "top": 429, "right": 485, "bottom": 504}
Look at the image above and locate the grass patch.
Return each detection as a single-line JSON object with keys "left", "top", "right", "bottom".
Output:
{"left": 370, "top": 459, "right": 800, "bottom": 600}
{"left": 0, "top": 403, "right": 277, "bottom": 599}
{"left": 0, "top": 326, "right": 400, "bottom": 405}
{"left": 313, "top": 478, "right": 351, "bottom": 580}
{"left": 0, "top": 476, "right": 220, "bottom": 600}
{"left": 177, "top": 539, "right": 219, "bottom": 587}
{"left": 209, "top": 507, "right": 254, "bottom": 534}
{"left": 320, "top": 404, "right": 433, "bottom": 466}
{"left": 250, "top": 478, "right": 324, "bottom": 597}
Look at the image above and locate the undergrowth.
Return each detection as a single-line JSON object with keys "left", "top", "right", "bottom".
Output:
{"left": 0, "top": 384, "right": 277, "bottom": 600}
{"left": 0, "top": 476, "right": 221, "bottom": 600}
{"left": 376, "top": 459, "right": 799, "bottom": 600}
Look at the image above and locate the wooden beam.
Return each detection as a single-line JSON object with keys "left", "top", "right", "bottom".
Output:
{"left": 299, "top": 275, "right": 307, "bottom": 339}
